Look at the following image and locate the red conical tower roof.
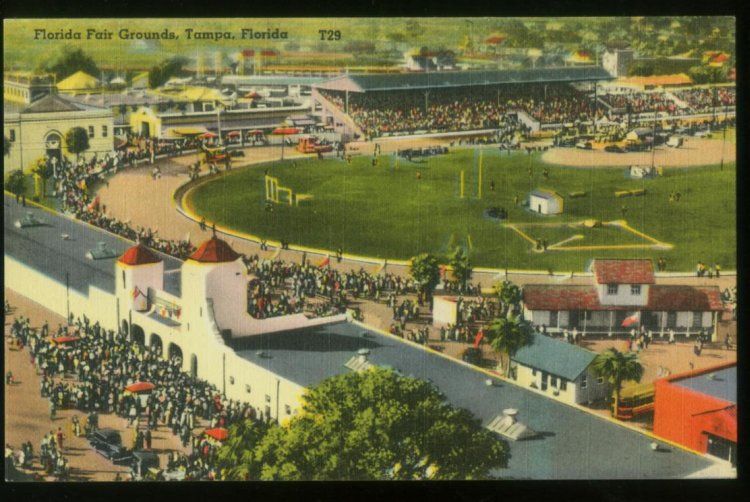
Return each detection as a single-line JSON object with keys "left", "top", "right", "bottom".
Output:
{"left": 189, "top": 236, "right": 240, "bottom": 263}
{"left": 118, "top": 243, "right": 162, "bottom": 266}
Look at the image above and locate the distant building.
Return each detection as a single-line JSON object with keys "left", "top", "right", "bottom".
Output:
{"left": 602, "top": 48, "right": 635, "bottom": 78}
{"left": 56, "top": 70, "right": 101, "bottom": 94}
{"left": 4, "top": 72, "right": 55, "bottom": 105}
{"left": 131, "top": 72, "right": 150, "bottom": 90}
{"left": 4, "top": 93, "right": 114, "bottom": 173}
{"left": 653, "top": 363, "right": 736, "bottom": 467}
{"left": 404, "top": 50, "right": 457, "bottom": 72}
{"left": 510, "top": 331, "right": 611, "bottom": 405}
{"left": 529, "top": 189, "right": 564, "bottom": 215}
{"left": 522, "top": 259, "right": 724, "bottom": 339}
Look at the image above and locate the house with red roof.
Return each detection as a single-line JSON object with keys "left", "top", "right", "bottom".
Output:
{"left": 522, "top": 259, "right": 723, "bottom": 340}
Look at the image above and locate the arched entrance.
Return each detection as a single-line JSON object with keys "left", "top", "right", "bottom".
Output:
{"left": 44, "top": 132, "right": 63, "bottom": 175}
{"left": 131, "top": 324, "right": 145, "bottom": 346}
{"left": 150, "top": 333, "right": 163, "bottom": 356}
{"left": 168, "top": 343, "right": 183, "bottom": 363}
{"left": 190, "top": 354, "right": 198, "bottom": 378}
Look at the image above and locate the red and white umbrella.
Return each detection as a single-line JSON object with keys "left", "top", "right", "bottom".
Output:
{"left": 271, "top": 127, "right": 300, "bottom": 135}
{"left": 125, "top": 381, "right": 156, "bottom": 394}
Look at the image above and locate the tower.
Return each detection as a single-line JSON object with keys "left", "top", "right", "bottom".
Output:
{"left": 116, "top": 243, "right": 164, "bottom": 313}
{"left": 180, "top": 235, "right": 248, "bottom": 337}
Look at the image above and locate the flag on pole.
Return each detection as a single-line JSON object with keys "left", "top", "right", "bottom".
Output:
{"left": 621, "top": 312, "right": 640, "bottom": 327}
{"left": 473, "top": 330, "right": 484, "bottom": 348}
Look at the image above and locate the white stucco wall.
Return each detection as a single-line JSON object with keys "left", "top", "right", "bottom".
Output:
{"left": 596, "top": 283, "right": 649, "bottom": 306}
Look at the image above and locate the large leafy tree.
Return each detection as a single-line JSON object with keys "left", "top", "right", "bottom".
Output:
{"left": 591, "top": 348, "right": 644, "bottom": 417}
{"left": 43, "top": 46, "right": 99, "bottom": 81}
{"left": 485, "top": 314, "right": 534, "bottom": 376}
{"left": 148, "top": 56, "right": 189, "bottom": 89}
{"left": 215, "top": 419, "right": 269, "bottom": 480}
{"left": 3, "top": 135, "right": 11, "bottom": 157}
{"left": 65, "top": 127, "right": 90, "bottom": 161}
{"left": 410, "top": 253, "right": 441, "bottom": 304}
{"left": 5, "top": 170, "right": 27, "bottom": 198}
{"left": 221, "top": 368, "right": 509, "bottom": 480}
{"left": 448, "top": 246, "right": 472, "bottom": 293}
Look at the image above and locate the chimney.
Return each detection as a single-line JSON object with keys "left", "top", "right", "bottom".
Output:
{"left": 357, "top": 347, "right": 370, "bottom": 363}
{"left": 502, "top": 408, "right": 518, "bottom": 425}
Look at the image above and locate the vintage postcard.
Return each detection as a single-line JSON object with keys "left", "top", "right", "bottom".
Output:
{"left": 3, "top": 17, "right": 736, "bottom": 482}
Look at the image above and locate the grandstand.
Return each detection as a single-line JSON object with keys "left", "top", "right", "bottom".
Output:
{"left": 312, "top": 68, "right": 736, "bottom": 140}
{"left": 313, "top": 67, "right": 614, "bottom": 139}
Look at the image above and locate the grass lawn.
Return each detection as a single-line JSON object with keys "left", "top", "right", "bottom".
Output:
{"left": 186, "top": 148, "right": 735, "bottom": 271}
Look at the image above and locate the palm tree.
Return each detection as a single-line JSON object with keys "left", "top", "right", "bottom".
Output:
{"left": 592, "top": 348, "right": 644, "bottom": 417}
{"left": 485, "top": 314, "right": 534, "bottom": 376}
{"left": 494, "top": 280, "right": 522, "bottom": 318}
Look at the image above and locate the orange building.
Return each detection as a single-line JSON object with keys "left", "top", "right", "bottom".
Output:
{"left": 653, "top": 362, "right": 736, "bottom": 466}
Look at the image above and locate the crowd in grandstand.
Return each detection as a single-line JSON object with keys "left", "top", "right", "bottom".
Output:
{"left": 321, "top": 83, "right": 735, "bottom": 137}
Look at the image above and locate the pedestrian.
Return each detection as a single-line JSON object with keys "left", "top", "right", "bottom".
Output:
{"left": 145, "top": 429, "right": 152, "bottom": 450}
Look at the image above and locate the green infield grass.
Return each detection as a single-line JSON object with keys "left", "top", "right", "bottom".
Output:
{"left": 185, "top": 148, "right": 735, "bottom": 272}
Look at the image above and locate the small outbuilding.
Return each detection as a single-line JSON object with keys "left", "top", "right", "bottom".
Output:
{"left": 529, "top": 189, "right": 564, "bottom": 215}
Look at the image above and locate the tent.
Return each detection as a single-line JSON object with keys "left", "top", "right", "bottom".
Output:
{"left": 198, "top": 132, "right": 218, "bottom": 139}
{"left": 125, "top": 381, "right": 156, "bottom": 393}
{"left": 226, "top": 131, "right": 241, "bottom": 138}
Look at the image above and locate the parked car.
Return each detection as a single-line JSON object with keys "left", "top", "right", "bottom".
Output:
{"left": 604, "top": 144, "right": 626, "bottom": 153}
{"left": 130, "top": 451, "right": 160, "bottom": 481}
{"left": 575, "top": 140, "right": 592, "bottom": 150}
{"left": 694, "top": 129, "right": 712, "bottom": 138}
{"left": 88, "top": 429, "right": 132, "bottom": 465}
{"left": 461, "top": 347, "right": 483, "bottom": 366}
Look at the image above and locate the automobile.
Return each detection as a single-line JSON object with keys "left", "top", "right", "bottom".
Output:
{"left": 694, "top": 129, "right": 712, "bottom": 138}
{"left": 229, "top": 149, "right": 246, "bottom": 158}
{"left": 130, "top": 451, "right": 160, "bottom": 481}
{"left": 666, "top": 136, "right": 684, "bottom": 148}
{"left": 575, "top": 140, "right": 592, "bottom": 150}
{"left": 461, "top": 347, "right": 483, "bottom": 366}
{"left": 14, "top": 212, "right": 46, "bottom": 229}
{"left": 604, "top": 144, "right": 626, "bottom": 153}
{"left": 88, "top": 429, "right": 133, "bottom": 465}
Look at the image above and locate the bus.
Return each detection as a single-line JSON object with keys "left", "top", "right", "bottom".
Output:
{"left": 615, "top": 382, "right": 655, "bottom": 420}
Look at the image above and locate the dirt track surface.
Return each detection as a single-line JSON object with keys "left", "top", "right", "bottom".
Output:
{"left": 542, "top": 137, "right": 734, "bottom": 168}
{"left": 4, "top": 288, "right": 192, "bottom": 482}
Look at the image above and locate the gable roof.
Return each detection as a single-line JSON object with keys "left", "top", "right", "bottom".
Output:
{"left": 512, "top": 332, "right": 597, "bottom": 381}
{"left": 530, "top": 189, "right": 562, "bottom": 201}
{"left": 189, "top": 236, "right": 240, "bottom": 263}
{"left": 21, "top": 93, "right": 93, "bottom": 113}
{"left": 592, "top": 259, "right": 655, "bottom": 284}
{"left": 57, "top": 70, "right": 100, "bottom": 91}
{"left": 316, "top": 66, "right": 613, "bottom": 93}
{"left": 522, "top": 284, "right": 723, "bottom": 312}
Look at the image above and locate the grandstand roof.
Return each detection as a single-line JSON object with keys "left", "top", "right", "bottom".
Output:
{"left": 315, "top": 66, "right": 613, "bottom": 93}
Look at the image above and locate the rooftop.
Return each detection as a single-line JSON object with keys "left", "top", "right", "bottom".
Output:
{"left": 592, "top": 259, "right": 655, "bottom": 285}
{"left": 4, "top": 195, "right": 182, "bottom": 297}
{"left": 21, "top": 93, "right": 107, "bottom": 114}
{"left": 511, "top": 332, "right": 596, "bottom": 381}
{"left": 672, "top": 365, "right": 736, "bottom": 404}
{"left": 523, "top": 284, "right": 723, "bottom": 312}
{"left": 189, "top": 236, "right": 241, "bottom": 263}
{"left": 315, "top": 66, "right": 613, "bottom": 93}
{"left": 118, "top": 243, "right": 162, "bottom": 266}
{"left": 231, "top": 322, "right": 710, "bottom": 478}
{"left": 530, "top": 189, "right": 562, "bottom": 201}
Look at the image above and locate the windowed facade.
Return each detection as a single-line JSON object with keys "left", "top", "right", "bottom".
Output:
{"left": 8, "top": 129, "right": 15, "bottom": 142}
{"left": 549, "top": 310, "right": 558, "bottom": 326}
{"left": 88, "top": 125, "right": 95, "bottom": 138}
{"left": 692, "top": 311, "right": 703, "bottom": 328}
{"left": 102, "top": 125, "right": 108, "bottom": 137}
{"left": 560, "top": 379, "right": 567, "bottom": 391}
{"left": 631, "top": 284, "right": 641, "bottom": 295}
{"left": 580, "top": 375, "right": 587, "bottom": 389}
{"left": 597, "top": 376, "right": 604, "bottom": 385}
{"left": 607, "top": 284, "right": 618, "bottom": 295}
